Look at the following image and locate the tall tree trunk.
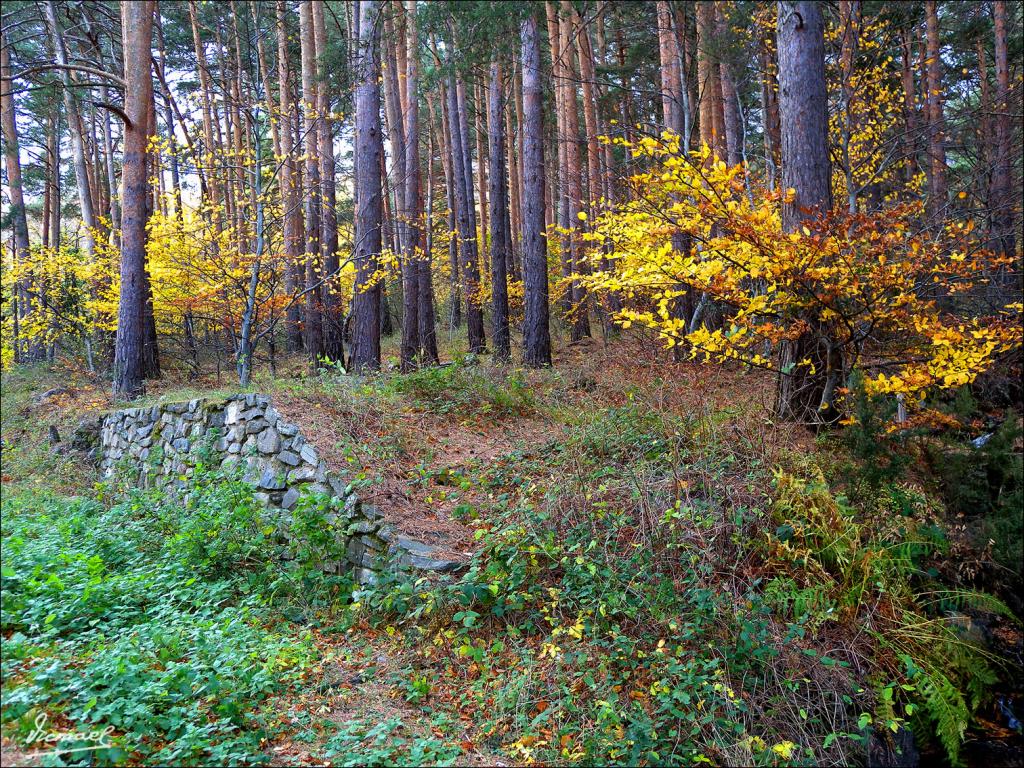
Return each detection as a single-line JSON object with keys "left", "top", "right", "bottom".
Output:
{"left": 393, "top": 1, "right": 407, "bottom": 112}
{"left": 899, "top": 26, "right": 918, "bottom": 186}
{"left": 350, "top": 0, "right": 383, "bottom": 371}
{"left": 656, "top": 3, "right": 695, "bottom": 350}
{"left": 157, "top": 14, "right": 182, "bottom": 223}
{"left": 436, "top": 85, "right": 462, "bottom": 329}
{"left": 189, "top": 1, "right": 218, "bottom": 203}
{"left": 229, "top": 3, "right": 247, "bottom": 245}
{"left": 43, "top": 144, "right": 52, "bottom": 249}
{"left": 615, "top": 18, "right": 634, "bottom": 144}
{"left": 976, "top": 34, "right": 992, "bottom": 208}
{"left": 113, "top": 0, "right": 155, "bottom": 399}
{"left": 917, "top": 34, "right": 930, "bottom": 200}
{"left": 695, "top": 2, "right": 720, "bottom": 161}
{"left": 488, "top": 60, "right": 512, "bottom": 361}
{"left": 300, "top": 0, "right": 324, "bottom": 362}
{"left": 385, "top": 10, "right": 407, "bottom": 344}
{"left": 236, "top": 125, "right": 269, "bottom": 388}
{"left": 778, "top": 3, "right": 832, "bottom": 230}
{"left": 838, "top": 0, "right": 861, "bottom": 212}
{"left": 449, "top": 69, "right": 486, "bottom": 352}
{"left": 44, "top": 0, "right": 96, "bottom": 259}
{"left": 546, "top": 2, "right": 572, "bottom": 317}
{"left": 760, "top": 33, "right": 782, "bottom": 189}
{"left": 141, "top": 74, "right": 161, "bottom": 380}
{"left": 215, "top": 20, "right": 236, "bottom": 243}
{"left": 406, "top": 1, "right": 438, "bottom": 365}
{"left": 598, "top": 11, "right": 622, "bottom": 315}
{"left": 716, "top": 3, "right": 743, "bottom": 168}
{"left": 383, "top": 7, "right": 406, "bottom": 255}
{"left": 189, "top": 0, "right": 227, "bottom": 367}
{"left": 252, "top": 2, "right": 281, "bottom": 156}
{"left": 384, "top": 9, "right": 405, "bottom": 343}
{"left": 576, "top": 6, "right": 602, "bottom": 214}
{"left": 418, "top": 119, "right": 440, "bottom": 363}
{"left": 66, "top": 90, "right": 105, "bottom": 365}
{"left": 379, "top": 150, "right": 395, "bottom": 338}
{"left": 277, "top": 0, "right": 305, "bottom": 351}
{"left": 506, "top": 66, "right": 523, "bottom": 282}
{"left": 386, "top": 5, "right": 419, "bottom": 371}
{"left": 0, "top": 25, "right": 39, "bottom": 362}
{"left": 544, "top": 117, "right": 556, "bottom": 234}
{"left": 313, "top": 1, "right": 344, "bottom": 362}
{"left": 775, "top": 1, "right": 834, "bottom": 424}
{"left": 86, "top": 99, "right": 103, "bottom": 234}
{"left": 95, "top": 22, "right": 121, "bottom": 243}
{"left": 455, "top": 75, "right": 481, "bottom": 295}
{"left": 991, "top": 0, "right": 1015, "bottom": 263}
{"left": 398, "top": 8, "right": 420, "bottom": 371}
{"left": 561, "top": 2, "right": 590, "bottom": 341}
{"left": 419, "top": 109, "right": 440, "bottom": 364}
{"left": 710, "top": 31, "right": 726, "bottom": 160}
{"left": 381, "top": 149, "right": 397, "bottom": 256}
{"left": 669, "top": 5, "right": 691, "bottom": 151}
{"left": 924, "top": 0, "right": 947, "bottom": 219}
{"left": 49, "top": 111, "right": 61, "bottom": 249}
{"left": 656, "top": 1, "right": 684, "bottom": 137}
{"left": 211, "top": 27, "right": 228, "bottom": 233}
{"left": 520, "top": 12, "right": 552, "bottom": 367}
{"left": 675, "top": 4, "right": 698, "bottom": 151}
{"left": 475, "top": 81, "right": 489, "bottom": 256}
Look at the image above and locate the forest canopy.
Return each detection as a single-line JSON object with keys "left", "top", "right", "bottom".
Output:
{"left": 1, "top": 1, "right": 1020, "bottom": 422}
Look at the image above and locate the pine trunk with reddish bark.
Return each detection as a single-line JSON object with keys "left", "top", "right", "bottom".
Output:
{"left": 350, "top": 0, "right": 383, "bottom": 371}
{"left": 300, "top": 0, "right": 324, "bottom": 362}
{"left": 113, "top": 0, "right": 155, "bottom": 399}
{"left": 520, "top": 12, "right": 552, "bottom": 367}
{"left": 775, "top": 1, "right": 836, "bottom": 425}
{"left": 488, "top": 60, "right": 512, "bottom": 360}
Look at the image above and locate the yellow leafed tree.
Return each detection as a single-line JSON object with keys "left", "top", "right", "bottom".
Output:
{"left": 582, "top": 134, "right": 1022, "bottom": 421}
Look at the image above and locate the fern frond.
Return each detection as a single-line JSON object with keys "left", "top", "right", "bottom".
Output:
{"left": 916, "top": 588, "right": 1020, "bottom": 624}
{"left": 913, "top": 667, "right": 968, "bottom": 767}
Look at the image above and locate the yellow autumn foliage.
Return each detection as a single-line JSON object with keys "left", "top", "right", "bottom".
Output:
{"left": 581, "top": 134, "right": 1022, "bottom": 406}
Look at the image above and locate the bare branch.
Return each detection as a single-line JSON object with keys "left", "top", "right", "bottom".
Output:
{"left": 16, "top": 62, "right": 125, "bottom": 87}
{"left": 91, "top": 100, "right": 131, "bottom": 127}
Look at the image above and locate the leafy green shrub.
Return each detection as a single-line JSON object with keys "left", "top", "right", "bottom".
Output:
{"left": 930, "top": 412, "right": 1023, "bottom": 576}
{"left": 385, "top": 362, "right": 534, "bottom": 418}
{"left": 358, "top": 485, "right": 856, "bottom": 765}
{"left": 769, "top": 469, "right": 1015, "bottom": 765}
{"left": 1, "top": 477, "right": 320, "bottom": 765}
{"left": 165, "top": 484, "right": 272, "bottom": 576}
{"left": 839, "top": 371, "right": 912, "bottom": 497}
{"left": 275, "top": 491, "right": 355, "bottom": 617}
{"left": 323, "top": 717, "right": 461, "bottom": 767}
{"left": 570, "top": 403, "right": 672, "bottom": 461}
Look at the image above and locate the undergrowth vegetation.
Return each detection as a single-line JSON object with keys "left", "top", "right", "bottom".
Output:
{"left": 1, "top": 462, "right": 351, "bottom": 765}
{"left": 356, "top": 394, "right": 1019, "bottom": 766}
{"left": 1, "top": 357, "right": 1021, "bottom": 766}
{"left": 380, "top": 356, "right": 535, "bottom": 419}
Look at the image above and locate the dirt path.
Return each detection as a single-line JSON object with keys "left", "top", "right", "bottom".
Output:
{"left": 273, "top": 391, "right": 563, "bottom": 563}
{"left": 262, "top": 627, "right": 510, "bottom": 766}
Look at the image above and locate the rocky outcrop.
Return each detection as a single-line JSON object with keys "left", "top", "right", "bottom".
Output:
{"left": 76, "top": 393, "right": 461, "bottom": 583}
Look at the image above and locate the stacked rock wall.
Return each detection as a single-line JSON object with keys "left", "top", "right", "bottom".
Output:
{"left": 83, "top": 394, "right": 398, "bottom": 582}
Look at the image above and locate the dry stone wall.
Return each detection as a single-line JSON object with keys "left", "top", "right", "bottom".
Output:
{"left": 76, "top": 393, "right": 459, "bottom": 582}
